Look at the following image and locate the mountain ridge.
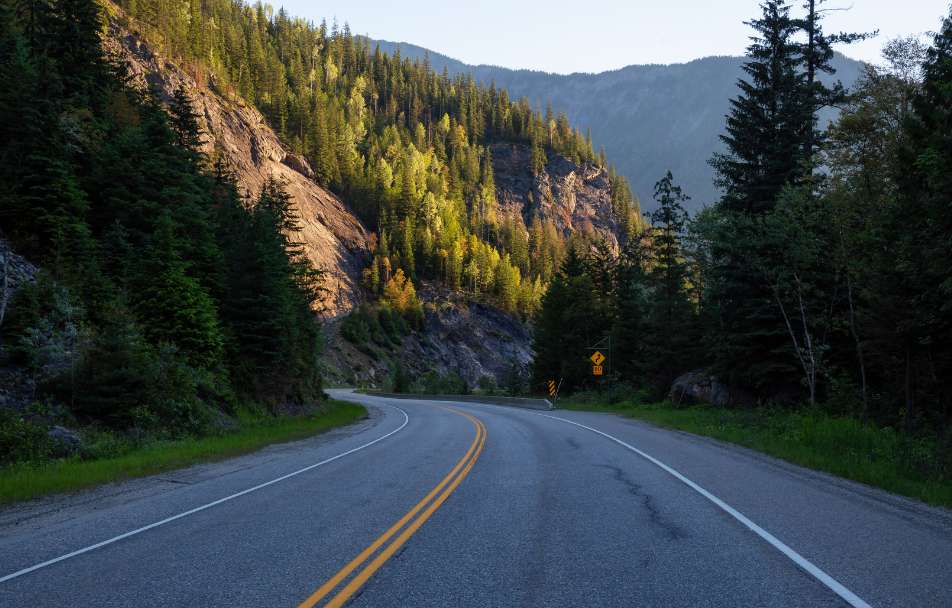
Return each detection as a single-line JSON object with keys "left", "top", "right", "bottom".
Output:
{"left": 368, "top": 38, "right": 865, "bottom": 209}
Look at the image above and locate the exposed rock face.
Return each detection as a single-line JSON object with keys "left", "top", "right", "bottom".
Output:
{"left": 0, "top": 238, "right": 38, "bottom": 411}
{"left": 491, "top": 143, "right": 623, "bottom": 251}
{"left": 0, "top": 237, "right": 37, "bottom": 328}
{"left": 324, "top": 283, "right": 533, "bottom": 389}
{"left": 104, "top": 18, "right": 370, "bottom": 317}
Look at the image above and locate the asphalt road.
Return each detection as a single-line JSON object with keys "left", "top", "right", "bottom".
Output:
{"left": 1, "top": 390, "right": 951, "bottom": 607}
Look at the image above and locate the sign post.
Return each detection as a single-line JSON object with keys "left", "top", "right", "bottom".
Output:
{"left": 587, "top": 335, "right": 612, "bottom": 378}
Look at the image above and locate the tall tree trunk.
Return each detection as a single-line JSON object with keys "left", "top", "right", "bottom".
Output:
{"left": 904, "top": 347, "right": 914, "bottom": 432}
{"left": 796, "top": 275, "right": 817, "bottom": 405}
{"left": 846, "top": 275, "right": 868, "bottom": 416}
{"left": 805, "top": 0, "right": 817, "bottom": 162}
{"left": 773, "top": 278, "right": 816, "bottom": 406}
{"left": 0, "top": 251, "right": 8, "bottom": 329}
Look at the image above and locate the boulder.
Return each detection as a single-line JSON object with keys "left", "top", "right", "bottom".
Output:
{"left": 47, "top": 425, "right": 83, "bottom": 456}
{"left": 669, "top": 370, "right": 752, "bottom": 407}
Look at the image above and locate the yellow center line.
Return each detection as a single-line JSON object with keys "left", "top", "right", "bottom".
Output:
{"left": 298, "top": 405, "right": 486, "bottom": 608}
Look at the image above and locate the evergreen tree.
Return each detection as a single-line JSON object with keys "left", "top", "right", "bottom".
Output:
{"left": 169, "top": 85, "right": 204, "bottom": 152}
{"left": 797, "top": 0, "right": 875, "bottom": 163}
{"left": 532, "top": 246, "right": 610, "bottom": 392}
{"left": 642, "top": 172, "right": 697, "bottom": 394}
{"left": 133, "top": 214, "right": 223, "bottom": 369}
{"left": 711, "top": 0, "right": 805, "bottom": 215}
{"left": 704, "top": 0, "right": 813, "bottom": 392}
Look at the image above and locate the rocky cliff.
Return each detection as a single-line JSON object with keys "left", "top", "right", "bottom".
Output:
{"left": 0, "top": 238, "right": 38, "bottom": 411}
{"left": 104, "top": 16, "right": 370, "bottom": 317}
{"left": 491, "top": 143, "right": 623, "bottom": 251}
{"left": 323, "top": 283, "right": 533, "bottom": 390}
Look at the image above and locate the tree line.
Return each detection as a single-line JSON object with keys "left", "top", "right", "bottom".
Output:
{"left": 0, "top": 0, "right": 324, "bottom": 433}
{"left": 534, "top": 1, "right": 952, "bottom": 440}
{"left": 116, "top": 0, "right": 643, "bottom": 317}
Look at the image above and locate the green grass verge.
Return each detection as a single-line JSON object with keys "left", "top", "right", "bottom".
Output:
{"left": 0, "top": 400, "right": 366, "bottom": 506}
{"left": 561, "top": 399, "right": 952, "bottom": 509}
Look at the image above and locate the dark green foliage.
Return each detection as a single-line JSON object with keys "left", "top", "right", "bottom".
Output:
{"left": 339, "top": 303, "right": 407, "bottom": 351}
{"left": 641, "top": 173, "right": 699, "bottom": 395}
{"left": 503, "top": 362, "right": 527, "bottom": 396}
{"left": 391, "top": 360, "right": 411, "bottom": 394}
{"left": 134, "top": 214, "right": 224, "bottom": 369}
{"left": 0, "top": 0, "right": 325, "bottom": 447}
{"left": 532, "top": 246, "right": 611, "bottom": 392}
{"left": 703, "top": 0, "right": 814, "bottom": 393}
{"left": 412, "top": 370, "right": 469, "bottom": 395}
{"left": 711, "top": 0, "right": 806, "bottom": 214}
{"left": 0, "top": 409, "right": 52, "bottom": 465}
{"left": 168, "top": 85, "right": 204, "bottom": 152}
{"left": 532, "top": 3, "right": 952, "bottom": 451}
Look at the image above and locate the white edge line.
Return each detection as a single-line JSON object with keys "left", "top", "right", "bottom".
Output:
{"left": 0, "top": 404, "right": 410, "bottom": 585}
{"left": 535, "top": 413, "right": 872, "bottom": 608}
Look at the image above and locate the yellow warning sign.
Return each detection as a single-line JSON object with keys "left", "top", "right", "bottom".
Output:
{"left": 547, "top": 380, "right": 557, "bottom": 397}
{"left": 592, "top": 365, "right": 604, "bottom": 376}
{"left": 590, "top": 351, "right": 606, "bottom": 366}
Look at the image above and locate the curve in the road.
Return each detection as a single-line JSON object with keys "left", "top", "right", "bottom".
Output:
{"left": 299, "top": 405, "right": 487, "bottom": 608}
{"left": 0, "top": 403, "right": 411, "bottom": 585}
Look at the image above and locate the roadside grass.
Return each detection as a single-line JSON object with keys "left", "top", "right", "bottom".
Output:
{"left": 560, "top": 398, "right": 952, "bottom": 509}
{"left": 0, "top": 400, "right": 366, "bottom": 506}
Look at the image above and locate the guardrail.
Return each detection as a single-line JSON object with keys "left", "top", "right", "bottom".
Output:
{"left": 369, "top": 392, "right": 555, "bottom": 411}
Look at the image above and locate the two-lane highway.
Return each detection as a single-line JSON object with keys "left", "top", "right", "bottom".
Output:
{"left": 1, "top": 390, "right": 951, "bottom": 606}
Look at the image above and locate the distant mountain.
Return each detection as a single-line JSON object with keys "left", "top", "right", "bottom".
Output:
{"left": 368, "top": 39, "right": 865, "bottom": 211}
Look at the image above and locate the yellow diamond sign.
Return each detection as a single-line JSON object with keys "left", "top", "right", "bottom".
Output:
{"left": 590, "top": 351, "right": 606, "bottom": 366}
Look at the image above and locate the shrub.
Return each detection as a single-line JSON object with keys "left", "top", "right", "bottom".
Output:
{"left": 391, "top": 360, "right": 411, "bottom": 394}
{"left": 0, "top": 410, "right": 52, "bottom": 465}
{"left": 412, "top": 370, "right": 469, "bottom": 395}
{"left": 477, "top": 375, "right": 497, "bottom": 394}
{"left": 377, "top": 305, "right": 409, "bottom": 345}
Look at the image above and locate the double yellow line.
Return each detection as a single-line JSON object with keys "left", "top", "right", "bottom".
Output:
{"left": 298, "top": 406, "right": 487, "bottom": 608}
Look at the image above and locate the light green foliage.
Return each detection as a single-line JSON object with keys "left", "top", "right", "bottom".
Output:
{"left": 115, "top": 0, "right": 639, "bottom": 317}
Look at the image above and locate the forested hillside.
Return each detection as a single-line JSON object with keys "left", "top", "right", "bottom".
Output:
{"left": 371, "top": 40, "right": 863, "bottom": 209}
{"left": 0, "top": 0, "right": 641, "bottom": 454}
{"left": 105, "top": 15, "right": 371, "bottom": 317}
{"left": 114, "top": 0, "right": 641, "bottom": 318}
{"left": 0, "top": 0, "right": 325, "bottom": 447}
{"left": 535, "top": 0, "right": 952, "bottom": 453}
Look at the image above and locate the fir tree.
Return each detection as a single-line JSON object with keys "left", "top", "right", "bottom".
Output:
{"left": 169, "top": 85, "right": 204, "bottom": 152}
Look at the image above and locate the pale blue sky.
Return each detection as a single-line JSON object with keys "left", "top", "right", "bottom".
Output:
{"left": 276, "top": 0, "right": 948, "bottom": 74}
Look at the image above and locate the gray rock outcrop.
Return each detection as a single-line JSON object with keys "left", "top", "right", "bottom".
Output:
{"left": 491, "top": 143, "right": 623, "bottom": 251}
{"left": 104, "top": 18, "right": 370, "bottom": 318}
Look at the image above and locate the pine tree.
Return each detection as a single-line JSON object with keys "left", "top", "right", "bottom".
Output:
{"left": 612, "top": 237, "right": 650, "bottom": 382}
{"left": 704, "top": 0, "right": 813, "bottom": 392}
{"left": 890, "top": 10, "right": 952, "bottom": 429}
{"left": 134, "top": 214, "right": 224, "bottom": 369}
{"left": 643, "top": 172, "right": 697, "bottom": 394}
{"left": 532, "top": 246, "right": 609, "bottom": 392}
{"left": 797, "top": 0, "right": 875, "bottom": 163}
{"left": 711, "top": 0, "right": 805, "bottom": 215}
{"left": 169, "top": 85, "right": 204, "bottom": 152}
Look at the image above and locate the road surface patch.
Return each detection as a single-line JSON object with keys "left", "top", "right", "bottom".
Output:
{"left": 538, "top": 412, "right": 873, "bottom": 608}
